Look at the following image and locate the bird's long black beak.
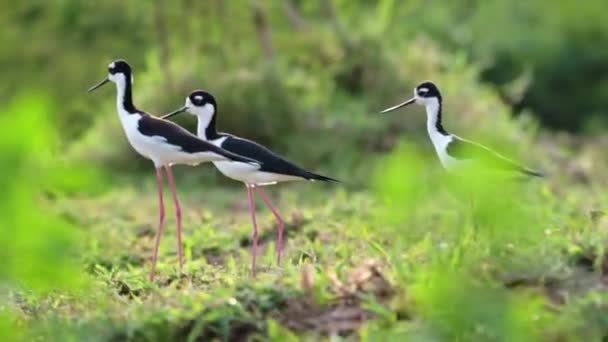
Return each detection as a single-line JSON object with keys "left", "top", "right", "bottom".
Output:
{"left": 161, "top": 106, "right": 188, "bottom": 120}
{"left": 380, "top": 97, "right": 416, "bottom": 114}
{"left": 87, "top": 77, "right": 110, "bottom": 93}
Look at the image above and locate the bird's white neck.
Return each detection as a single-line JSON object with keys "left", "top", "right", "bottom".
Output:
{"left": 196, "top": 118, "right": 209, "bottom": 140}
{"left": 113, "top": 74, "right": 137, "bottom": 118}
{"left": 424, "top": 98, "right": 448, "bottom": 137}
{"left": 194, "top": 104, "right": 218, "bottom": 140}
{"left": 423, "top": 97, "right": 452, "bottom": 165}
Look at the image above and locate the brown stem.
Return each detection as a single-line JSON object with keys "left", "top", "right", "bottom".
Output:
{"left": 284, "top": 0, "right": 307, "bottom": 31}
{"left": 154, "top": 0, "right": 173, "bottom": 92}
{"left": 320, "top": 0, "right": 352, "bottom": 47}
{"left": 251, "top": 1, "right": 276, "bottom": 63}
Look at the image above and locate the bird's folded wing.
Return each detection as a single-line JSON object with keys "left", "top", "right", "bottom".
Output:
{"left": 221, "top": 136, "right": 314, "bottom": 177}
{"left": 137, "top": 115, "right": 258, "bottom": 164}
{"left": 446, "top": 136, "right": 528, "bottom": 172}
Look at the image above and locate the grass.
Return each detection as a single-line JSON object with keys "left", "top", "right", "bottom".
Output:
{"left": 6, "top": 133, "right": 608, "bottom": 341}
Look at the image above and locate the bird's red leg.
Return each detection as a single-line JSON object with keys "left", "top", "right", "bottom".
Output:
{"left": 246, "top": 184, "right": 259, "bottom": 277}
{"left": 150, "top": 167, "right": 166, "bottom": 281}
{"left": 255, "top": 188, "right": 284, "bottom": 265}
{"left": 165, "top": 165, "right": 183, "bottom": 272}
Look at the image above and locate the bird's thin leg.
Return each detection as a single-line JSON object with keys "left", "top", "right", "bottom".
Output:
{"left": 255, "top": 188, "right": 285, "bottom": 265}
{"left": 165, "top": 165, "right": 183, "bottom": 272}
{"left": 246, "top": 184, "right": 259, "bottom": 277}
{"left": 150, "top": 167, "right": 166, "bottom": 281}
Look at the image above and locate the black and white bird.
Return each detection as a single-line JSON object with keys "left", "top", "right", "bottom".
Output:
{"left": 162, "top": 90, "right": 338, "bottom": 276}
{"left": 88, "top": 60, "right": 257, "bottom": 281}
{"left": 380, "top": 81, "right": 543, "bottom": 177}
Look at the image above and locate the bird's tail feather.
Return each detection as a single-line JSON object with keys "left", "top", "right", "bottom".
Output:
{"left": 520, "top": 167, "right": 544, "bottom": 178}
{"left": 305, "top": 172, "right": 340, "bottom": 183}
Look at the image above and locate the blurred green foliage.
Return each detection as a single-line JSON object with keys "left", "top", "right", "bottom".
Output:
{"left": 0, "top": 95, "right": 100, "bottom": 340}
{"left": 1, "top": 0, "right": 606, "bottom": 150}
{"left": 0, "top": 95, "right": 83, "bottom": 290}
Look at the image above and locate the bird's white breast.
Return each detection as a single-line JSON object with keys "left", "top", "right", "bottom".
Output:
{"left": 434, "top": 135, "right": 468, "bottom": 170}
{"left": 425, "top": 120, "right": 454, "bottom": 169}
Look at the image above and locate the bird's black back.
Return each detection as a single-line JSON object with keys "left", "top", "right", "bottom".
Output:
{"left": 137, "top": 114, "right": 257, "bottom": 164}
{"left": 219, "top": 134, "right": 338, "bottom": 182}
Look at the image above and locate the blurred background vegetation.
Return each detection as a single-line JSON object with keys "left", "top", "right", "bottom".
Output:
{"left": 3, "top": 0, "right": 607, "bottom": 173}
{"left": 2, "top": 0, "right": 608, "bottom": 340}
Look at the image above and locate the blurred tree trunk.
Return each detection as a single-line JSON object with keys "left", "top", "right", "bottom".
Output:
{"left": 250, "top": 1, "right": 293, "bottom": 132}
{"left": 320, "top": 0, "right": 352, "bottom": 48}
{"left": 154, "top": 0, "right": 174, "bottom": 92}
{"left": 179, "top": 0, "right": 195, "bottom": 57}
{"left": 284, "top": 0, "right": 307, "bottom": 31}
{"left": 213, "top": 0, "right": 229, "bottom": 65}
{"left": 216, "top": 0, "right": 226, "bottom": 15}
{"left": 250, "top": 1, "right": 276, "bottom": 64}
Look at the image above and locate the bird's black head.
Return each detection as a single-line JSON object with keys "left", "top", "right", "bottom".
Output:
{"left": 414, "top": 81, "right": 441, "bottom": 100}
{"left": 188, "top": 90, "right": 216, "bottom": 108}
{"left": 162, "top": 90, "right": 217, "bottom": 121}
{"left": 108, "top": 59, "right": 132, "bottom": 76}
{"left": 379, "top": 81, "right": 443, "bottom": 114}
{"left": 88, "top": 59, "right": 133, "bottom": 93}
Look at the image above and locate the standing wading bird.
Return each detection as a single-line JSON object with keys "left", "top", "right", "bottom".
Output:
{"left": 379, "top": 81, "right": 543, "bottom": 177}
{"left": 162, "top": 90, "right": 339, "bottom": 276}
{"left": 88, "top": 60, "right": 258, "bottom": 281}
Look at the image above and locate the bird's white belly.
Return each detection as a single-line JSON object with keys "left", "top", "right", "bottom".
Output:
{"left": 212, "top": 161, "right": 300, "bottom": 186}
{"left": 435, "top": 147, "right": 462, "bottom": 170}
{"left": 441, "top": 155, "right": 470, "bottom": 171}
{"left": 432, "top": 138, "right": 471, "bottom": 171}
{"left": 429, "top": 133, "right": 453, "bottom": 169}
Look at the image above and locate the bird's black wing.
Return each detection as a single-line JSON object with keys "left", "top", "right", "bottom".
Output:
{"left": 446, "top": 135, "right": 543, "bottom": 177}
{"left": 137, "top": 114, "right": 258, "bottom": 164}
{"left": 220, "top": 135, "right": 338, "bottom": 182}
